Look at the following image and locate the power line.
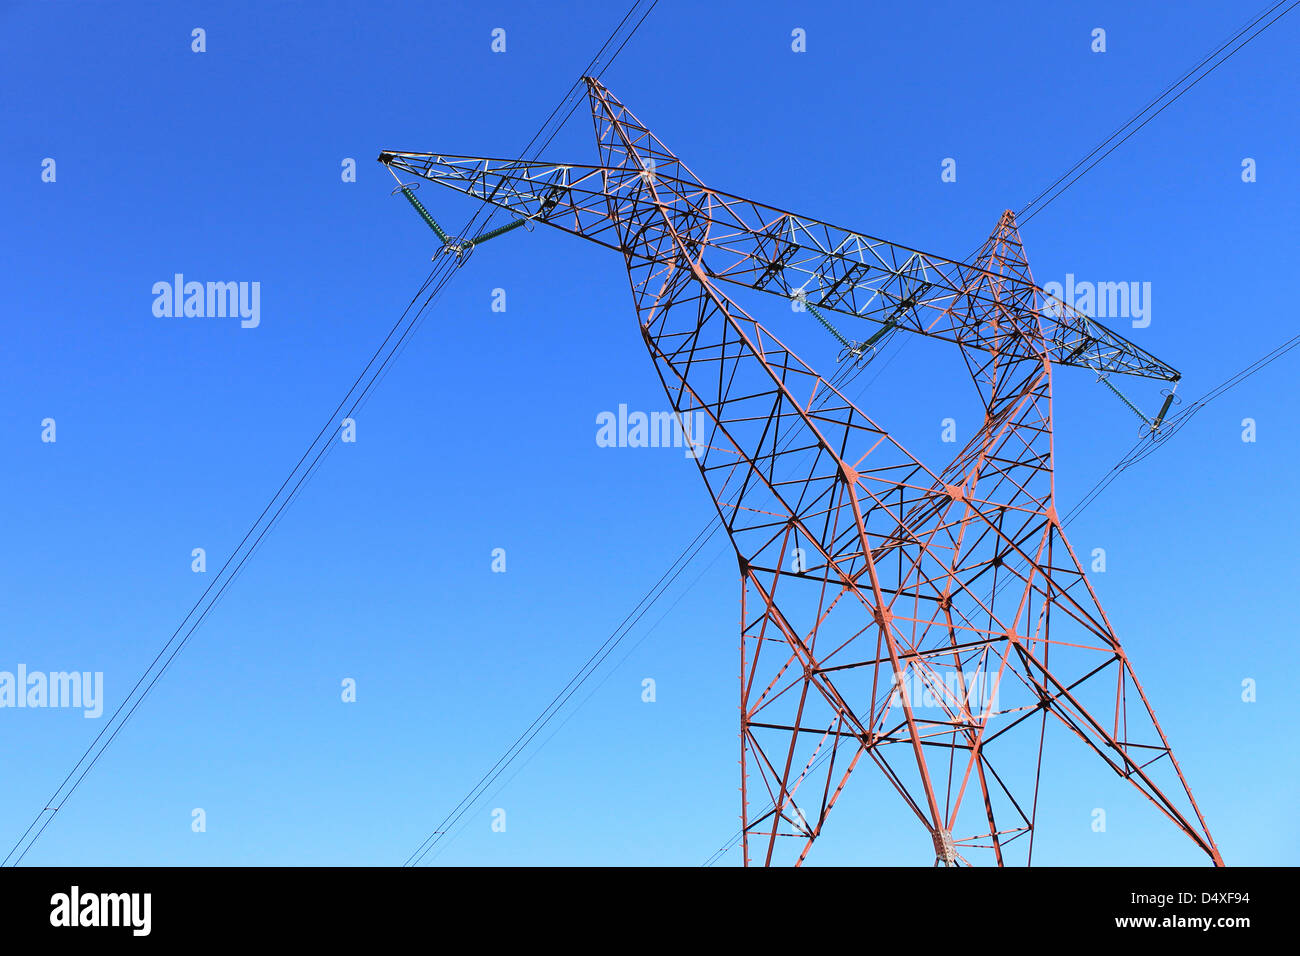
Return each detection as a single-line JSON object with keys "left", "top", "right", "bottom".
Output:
{"left": 3, "top": 267, "right": 445, "bottom": 865}
{"left": 405, "top": 514, "right": 720, "bottom": 866}
{"left": 405, "top": 334, "right": 907, "bottom": 865}
{"left": 397, "top": 0, "right": 674, "bottom": 871}
{"left": 4, "top": 0, "right": 660, "bottom": 868}
{"left": 1017, "top": 0, "right": 1288, "bottom": 219}
{"left": 1062, "top": 331, "right": 1300, "bottom": 523}
{"left": 873, "top": 0, "right": 1296, "bottom": 385}
{"left": 1019, "top": 0, "right": 1298, "bottom": 224}
{"left": 424, "top": 542, "right": 734, "bottom": 863}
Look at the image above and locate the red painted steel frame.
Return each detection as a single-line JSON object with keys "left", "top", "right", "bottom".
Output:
{"left": 385, "top": 79, "right": 1222, "bottom": 867}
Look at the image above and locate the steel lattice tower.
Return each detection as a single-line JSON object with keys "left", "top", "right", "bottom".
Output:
{"left": 380, "top": 79, "right": 1222, "bottom": 866}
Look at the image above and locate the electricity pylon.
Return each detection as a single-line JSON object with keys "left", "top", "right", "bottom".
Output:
{"left": 380, "top": 78, "right": 1221, "bottom": 867}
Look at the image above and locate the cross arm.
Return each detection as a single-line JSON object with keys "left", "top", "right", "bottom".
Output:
{"left": 378, "top": 151, "right": 1178, "bottom": 383}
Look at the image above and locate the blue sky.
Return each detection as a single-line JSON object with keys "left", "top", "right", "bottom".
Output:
{"left": 2, "top": 0, "right": 1297, "bottom": 866}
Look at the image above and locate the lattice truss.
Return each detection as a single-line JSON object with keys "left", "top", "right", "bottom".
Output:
{"left": 380, "top": 79, "right": 1221, "bottom": 867}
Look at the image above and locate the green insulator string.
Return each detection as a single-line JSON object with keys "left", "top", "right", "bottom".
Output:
{"left": 800, "top": 297, "right": 855, "bottom": 352}
{"left": 472, "top": 217, "right": 528, "bottom": 245}
{"left": 1099, "top": 374, "right": 1153, "bottom": 428}
{"left": 394, "top": 174, "right": 560, "bottom": 263}
{"left": 401, "top": 183, "right": 534, "bottom": 256}
{"left": 860, "top": 314, "right": 900, "bottom": 350}
{"left": 848, "top": 283, "right": 925, "bottom": 355}
{"left": 797, "top": 293, "right": 908, "bottom": 363}
{"left": 400, "top": 187, "right": 451, "bottom": 244}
